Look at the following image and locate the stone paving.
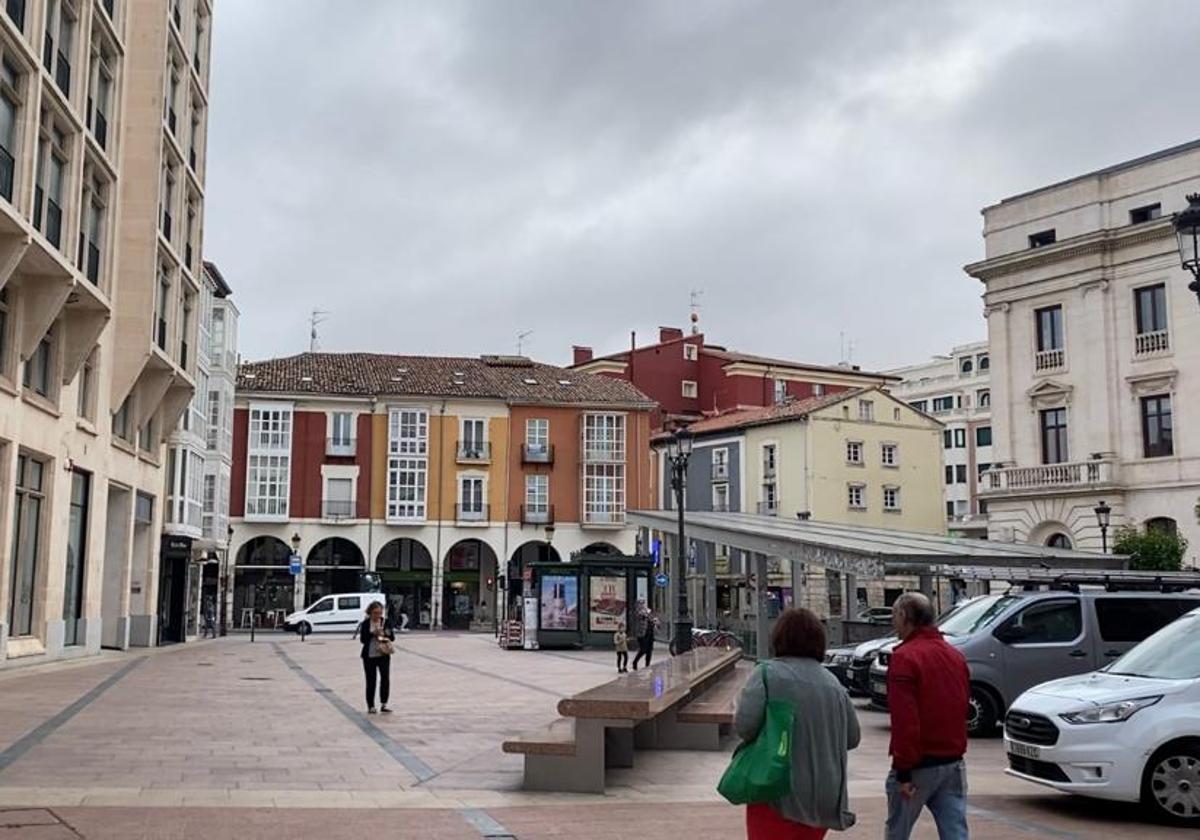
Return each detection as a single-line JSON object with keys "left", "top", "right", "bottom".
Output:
{"left": 0, "top": 632, "right": 1193, "bottom": 838}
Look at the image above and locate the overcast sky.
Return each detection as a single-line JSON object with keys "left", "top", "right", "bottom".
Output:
{"left": 205, "top": 1, "right": 1200, "bottom": 371}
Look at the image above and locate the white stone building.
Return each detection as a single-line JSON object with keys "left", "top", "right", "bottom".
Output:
{"left": 886, "top": 341, "right": 993, "bottom": 538}
{"left": 966, "top": 140, "right": 1200, "bottom": 566}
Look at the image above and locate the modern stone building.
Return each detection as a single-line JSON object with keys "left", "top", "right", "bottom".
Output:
{"left": 0, "top": 0, "right": 212, "bottom": 666}
{"left": 886, "top": 341, "right": 993, "bottom": 538}
{"left": 966, "top": 140, "right": 1200, "bottom": 565}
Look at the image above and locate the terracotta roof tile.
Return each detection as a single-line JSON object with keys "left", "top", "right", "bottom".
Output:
{"left": 237, "top": 353, "right": 656, "bottom": 408}
{"left": 666, "top": 389, "right": 866, "bottom": 438}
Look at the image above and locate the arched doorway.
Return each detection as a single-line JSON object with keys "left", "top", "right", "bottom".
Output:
{"left": 304, "top": 538, "right": 365, "bottom": 606}
{"left": 377, "top": 538, "right": 434, "bottom": 629}
{"left": 582, "top": 542, "right": 620, "bottom": 555}
{"left": 443, "top": 539, "right": 499, "bottom": 631}
{"left": 1045, "top": 533, "right": 1073, "bottom": 550}
{"left": 233, "top": 537, "right": 293, "bottom": 628}
{"left": 507, "top": 541, "right": 562, "bottom": 620}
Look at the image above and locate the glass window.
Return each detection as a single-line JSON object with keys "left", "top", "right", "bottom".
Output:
{"left": 1040, "top": 408, "right": 1068, "bottom": 464}
{"left": 959, "top": 358, "right": 973, "bottom": 374}
{"left": 942, "top": 429, "right": 952, "bottom": 449}
{"left": 337, "top": 596, "right": 360, "bottom": 611}
{"left": 525, "top": 418, "right": 548, "bottom": 450}
{"left": 945, "top": 465, "right": 954, "bottom": 485}
{"left": 881, "top": 443, "right": 897, "bottom": 466}
{"left": 459, "top": 476, "right": 484, "bottom": 513}
{"left": 932, "top": 396, "right": 954, "bottom": 413}
{"left": 762, "top": 444, "right": 776, "bottom": 474}
{"left": 976, "top": 426, "right": 992, "bottom": 447}
{"left": 773, "top": 378, "right": 787, "bottom": 404}
{"left": 8, "top": 454, "right": 47, "bottom": 636}
{"left": 939, "top": 594, "right": 1021, "bottom": 636}
{"left": 23, "top": 327, "right": 53, "bottom": 397}
{"left": 847, "top": 484, "right": 865, "bottom": 509}
{"left": 330, "top": 412, "right": 353, "bottom": 447}
{"left": 583, "top": 463, "right": 625, "bottom": 523}
{"left": 858, "top": 400, "right": 874, "bottom": 421}
{"left": 978, "top": 354, "right": 990, "bottom": 371}
{"left": 883, "top": 486, "right": 899, "bottom": 511}
{"left": 1095, "top": 598, "right": 1199, "bottom": 644}
{"left": 955, "top": 465, "right": 967, "bottom": 483}
{"left": 846, "top": 440, "right": 862, "bottom": 464}
{"left": 1134, "top": 284, "right": 1167, "bottom": 335}
{"left": 954, "top": 428, "right": 966, "bottom": 448}
{"left": 525, "top": 474, "right": 548, "bottom": 513}
{"left": 1046, "top": 533, "right": 1072, "bottom": 549}
{"left": 307, "top": 598, "right": 333, "bottom": 614}
{"left": 1036, "top": 305, "right": 1064, "bottom": 351}
{"left": 1140, "top": 395, "right": 1173, "bottom": 458}
{"left": 1108, "top": 613, "right": 1200, "bottom": 680}
{"left": 977, "top": 389, "right": 990, "bottom": 408}
{"left": 997, "top": 599, "right": 1082, "bottom": 644}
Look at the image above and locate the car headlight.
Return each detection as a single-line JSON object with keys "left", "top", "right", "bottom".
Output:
{"left": 1060, "top": 695, "right": 1161, "bottom": 725}
{"left": 833, "top": 653, "right": 849, "bottom": 665}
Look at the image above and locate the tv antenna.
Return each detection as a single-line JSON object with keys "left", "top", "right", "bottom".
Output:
{"left": 516, "top": 329, "right": 534, "bottom": 356}
{"left": 689, "top": 289, "right": 704, "bottom": 334}
{"left": 310, "top": 309, "right": 330, "bottom": 351}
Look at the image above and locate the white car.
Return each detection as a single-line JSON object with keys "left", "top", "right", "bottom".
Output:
{"left": 283, "top": 592, "right": 386, "bottom": 635}
{"left": 1004, "top": 607, "right": 1200, "bottom": 824}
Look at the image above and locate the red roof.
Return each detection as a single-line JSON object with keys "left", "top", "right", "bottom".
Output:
{"left": 656, "top": 389, "right": 865, "bottom": 439}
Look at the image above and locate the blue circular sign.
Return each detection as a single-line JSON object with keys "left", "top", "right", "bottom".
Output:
{"left": 288, "top": 554, "right": 302, "bottom": 575}
{"left": 654, "top": 573, "right": 669, "bottom": 588}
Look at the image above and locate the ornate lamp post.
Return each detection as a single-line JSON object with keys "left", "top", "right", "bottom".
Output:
{"left": 1172, "top": 193, "right": 1200, "bottom": 306}
{"left": 1094, "top": 500, "right": 1112, "bottom": 554}
{"left": 666, "top": 427, "right": 695, "bottom": 654}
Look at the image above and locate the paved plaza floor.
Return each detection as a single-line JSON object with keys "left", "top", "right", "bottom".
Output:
{"left": 0, "top": 632, "right": 1191, "bottom": 838}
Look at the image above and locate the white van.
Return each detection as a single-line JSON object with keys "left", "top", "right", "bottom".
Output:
{"left": 282, "top": 592, "right": 386, "bottom": 635}
{"left": 1004, "top": 607, "right": 1200, "bottom": 824}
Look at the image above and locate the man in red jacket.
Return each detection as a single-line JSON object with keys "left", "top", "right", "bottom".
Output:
{"left": 885, "top": 592, "right": 970, "bottom": 839}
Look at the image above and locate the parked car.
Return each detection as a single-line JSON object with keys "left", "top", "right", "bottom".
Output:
{"left": 1004, "top": 607, "right": 1200, "bottom": 824}
{"left": 857, "top": 606, "right": 895, "bottom": 625}
{"left": 845, "top": 636, "right": 896, "bottom": 697}
{"left": 868, "top": 590, "right": 1200, "bottom": 736}
{"left": 283, "top": 592, "right": 386, "bottom": 634}
{"left": 823, "top": 645, "right": 858, "bottom": 691}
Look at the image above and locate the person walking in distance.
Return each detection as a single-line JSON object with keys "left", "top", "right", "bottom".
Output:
{"left": 631, "top": 603, "right": 657, "bottom": 670}
{"left": 201, "top": 596, "right": 217, "bottom": 639}
{"left": 614, "top": 621, "right": 629, "bottom": 673}
{"left": 885, "top": 592, "right": 970, "bottom": 840}
{"left": 358, "top": 602, "right": 396, "bottom": 715}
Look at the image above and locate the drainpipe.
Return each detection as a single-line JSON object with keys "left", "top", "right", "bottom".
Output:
{"left": 500, "top": 403, "right": 512, "bottom": 635}
{"left": 434, "top": 400, "right": 447, "bottom": 630}
{"left": 366, "top": 397, "right": 376, "bottom": 572}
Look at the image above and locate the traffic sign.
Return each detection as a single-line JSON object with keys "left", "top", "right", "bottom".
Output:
{"left": 654, "top": 573, "right": 669, "bottom": 588}
{"left": 288, "top": 553, "right": 302, "bottom": 575}
{"left": 651, "top": 538, "right": 662, "bottom": 567}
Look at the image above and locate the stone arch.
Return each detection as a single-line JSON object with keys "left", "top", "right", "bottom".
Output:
{"left": 304, "top": 538, "right": 366, "bottom": 605}
{"left": 307, "top": 537, "right": 364, "bottom": 567}
{"left": 232, "top": 537, "right": 294, "bottom": 627}
{"left": 581, "top": 541, "right": 620, "bottom": 555}
{"left": 1145, "top": 517, "right": 1178, "bottom": 535}
{"left": 1029, "top": 521, "right": 1074, "bottom": 549}
{"left": 376, "top": 538, "right": 434, "bottom": 629}
{"left": 443, "top": 538, "right": 499, "bottom": 631}
{"left": 236, "top": 536, "right": 290, "bottom": 565}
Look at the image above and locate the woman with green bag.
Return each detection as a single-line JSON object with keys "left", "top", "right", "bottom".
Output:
{"left": 728, "top": 608, "right": 861, "bottom": 839}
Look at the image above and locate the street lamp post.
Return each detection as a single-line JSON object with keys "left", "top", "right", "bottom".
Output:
{"left": 1094, "top": 500, "right": 1112, "bottom": 554}
{"left": 666, "top": 427, "right": 695, "bottom": 654}
{"left": 220, "top": 524, "right": 233, "bottom": 637}
{"left": 1172, "top": 193, "right": 1200, "bottom": 307}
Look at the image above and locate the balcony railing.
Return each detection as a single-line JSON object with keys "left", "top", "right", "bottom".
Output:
{"left": 1035, "top": 347, "right": 1064, "bottom": 372}
{"left": 522, "top": 443, "right": 554, "bottom": 464}
{"left": 521, "top": 504, "right": 553, "bottom": 525}
{"left": 980, "top": 458, "right": 1118, "bottom": 494}
{"left": 457, "top": 440, "right": 491, "bottom": 462}
{"left": 322, "top": 499, "right": 354, "bottom": 520}
{"left": 0, "top": 145, "right": 12, "bottom": 201}
{"left": 1135, "top": 329, "right": 1169, "bottom": 356}
{"left": 757, "top": 500, "right": 778, "bottom": 516}
{"left": 6, "top": 0, "right": 24, "bottom": 32}
{"left": 326, "top": 437, "right": 356, "bottom": 457}
{"left": 711, "top": 461, "right": 729, "bottom": 481}
{"left": 456, "top": 503, "right": 489, "bottom": 523}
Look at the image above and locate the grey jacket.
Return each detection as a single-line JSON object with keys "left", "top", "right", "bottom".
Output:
{"left": 733, "top": 657, "right": 860, "bottom": 829}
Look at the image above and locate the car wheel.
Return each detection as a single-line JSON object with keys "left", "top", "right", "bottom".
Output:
{"left": 1142, "top": 741, "right": 1200, "bottom": 824}
{"left": 966, "top": 685, "right": 999, "bottom": 737}
{"left": 297, "top": 621, "right": 312, "bottom": 636}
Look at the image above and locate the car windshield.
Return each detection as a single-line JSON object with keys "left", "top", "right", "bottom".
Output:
{"left": 1106, "top": 612, "right": 1200, "bottom": 680}
{"left": 938, "top": 595, "right": 1021, "bottom": 637}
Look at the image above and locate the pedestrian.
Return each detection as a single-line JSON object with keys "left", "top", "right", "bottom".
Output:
{"left": 733, "top": 607, "right": 860, "bottom": 839}
{"left": 614, "top": 622, "right": 629, "bottom": 673}
{"left": 885, "top": 592, "right": 970, "bottom": 840}
{"left": 357, "top": 601, "right": 396, "bottom": 715}
{"left": 631, "top": 603, "right": 657, "bottom": 670}
{"left": 201, "top": 597, "right": 216, "bottom": 639}
{"left": 398, "top": 597, "right": 411, "bottom": 633}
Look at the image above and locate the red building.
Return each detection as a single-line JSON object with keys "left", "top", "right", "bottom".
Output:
{"left": 570, "top": 326, "right": 896, "bottom": 430}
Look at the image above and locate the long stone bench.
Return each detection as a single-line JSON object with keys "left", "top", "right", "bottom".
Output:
{"left": 503, "top": 648, "right": 743, "bottom": 793}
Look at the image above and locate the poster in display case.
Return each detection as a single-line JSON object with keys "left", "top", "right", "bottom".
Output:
{"left": 539, "top": 574, "right": 579, "bottom": 630}
{"left": 588, "top": 575, "right": 626, "bottom": 632}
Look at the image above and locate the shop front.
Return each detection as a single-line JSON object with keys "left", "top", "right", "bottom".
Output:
{"left": 233, "top": 536, "right": 294, "bottom": 629}
{"left": 377, "top": 538, "right": 433, "bottom": 629}
{"left": 304, "top": 537, "right": 366, "bottom": 607}
{"left": 443, "top": 539, "right": 497, "bottom": 631}
{"left": 157, "top": 535, "right": 192, "bottom": 644}
{"left": 529, "top": 550, "right": 652, "bottom": 649}
{"left": 505, "top": 540, "right": 561, "bottom": 624}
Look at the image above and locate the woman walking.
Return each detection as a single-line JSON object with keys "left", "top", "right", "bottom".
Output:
{"left": 734, "top": 607, "right": 860, "bottom": 839}
{"left": 358, "top": 601, "right": 396, "bottom": 714}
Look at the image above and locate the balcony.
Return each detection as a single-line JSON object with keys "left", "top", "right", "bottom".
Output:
{"left": 522, "top": 443, "right": 554, "bottom": 464}
{"left": 521, "top": 504, "right": 554, "bottom": 525}
{"left": 979, "top": 458, "right": 1119, "bottom": 496}
{"left": 326, "top": 437, "right": 356, "bottom": 457}
{"left": 1135, "top": 329, "right": 1169, "bottom": 357}
{"left": 711, "top": 461, "right": 729, "bottom": 481}
{"left": 456, "top": 503, "right": 489, "bottom": 523}
{"left": 1035, "top": 348, "right": 1064, "bottom": 373}
{"left": 456, "top": 440, "right": 491, "bottom": 463}
{"left": 322, "top": 499, "right": 354, "bottom": 521}
{"left": 757, "top": 500, "right": 778, "bottom": 516}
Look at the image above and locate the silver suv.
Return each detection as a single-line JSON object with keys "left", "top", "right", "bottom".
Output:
{"left": 868, "top": 590, "right": 1200, "bottom": 735}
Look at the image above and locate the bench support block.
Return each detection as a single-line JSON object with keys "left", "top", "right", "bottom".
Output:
{"left": 639, "top": 709, "right": 723, "bottom": 751}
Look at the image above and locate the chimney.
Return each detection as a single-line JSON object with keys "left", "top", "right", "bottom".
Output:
{"left": 659, "top": 326, "right": 684, "bottom": 343}
{"left": 572, "top": 345, "right": 594, "bottom": 365}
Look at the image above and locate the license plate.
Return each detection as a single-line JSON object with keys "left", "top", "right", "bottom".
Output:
{"left": 1008, "top": 740, "right": 1041, "bottom": 760}
{"left": 871, "top": 679, "right": 887, "bottom": 696}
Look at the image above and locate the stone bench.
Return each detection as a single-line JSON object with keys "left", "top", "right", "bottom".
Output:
{"left": 503, "top": 648, "right": 742, "bottom": 793}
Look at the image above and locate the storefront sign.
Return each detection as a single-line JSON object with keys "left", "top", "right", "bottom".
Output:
{"left": 539, "top": 574, "right": 578, "bottom": 631}
{"left": 588, "top": 575, "right": 626, "bottom": 632}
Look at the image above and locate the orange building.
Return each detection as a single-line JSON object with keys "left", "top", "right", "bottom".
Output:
{"left": 231, "top": 353, "right": 655, "bottom": 630}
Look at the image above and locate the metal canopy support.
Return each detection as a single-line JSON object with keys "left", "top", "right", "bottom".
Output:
{"left": 754, "top": 553, "right": 769, "bottom": 660}
{"left": 843, "top": 573, "right": 857, "bottom": 620}
{"left": 704, "top": 545, "right": 716, "bottom": 628}
{"left": 789, "top": 558, "right": 803, "bottom": 610}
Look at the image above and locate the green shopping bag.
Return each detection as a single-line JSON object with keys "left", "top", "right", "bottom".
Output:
{"left": 717, "top": 663, "right": 793, "bottom": 805}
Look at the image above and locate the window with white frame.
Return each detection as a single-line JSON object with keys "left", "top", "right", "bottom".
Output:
{"left": 201, "top": 472, "right": 216, "bottom": 536}
{"left": 186, "top": 450, "right": 203, "bottom": 527}
{"left": 858, "top": 399, "right": 874, "bottom": 421}
{"left": 681, "top": 380, "right": 698, "bottom": 399}
{"left": 324, "top": 476, "right": 354, "bottom": 518}
{"left": 329, "top": 411, "right": 354, "bottom": 452}
{"left": 387, "top": 408, "right": 427, "bottom": 520}
{"left": 584, "top": 463, "right": 625, "bottom": 524}
{"left": 712, "top": 482, "right": 729, "bottom": 512}
{"left": 881, "top": 442, "right": 898, "bottom": 466}
{"left": 883, "top": 486, "right": 900, "bottom": 512}
{"left": 458, "top": 475, "right": 485, "bottom": 518}
{"left": 712, "top": 447, "right": 729, "bottom": 480}
{"left": 774, "top": 378, "right": 787, "bottom": 405}
{"left": 245, "top": 404, "right": 292, "bottom": 518}
{"left": 76, "top": 345, "right": 98, "bottom": 421}
{"left": 525, "top": 474, "right": 548, "bottom": 514}
{"left": 762, "top": 443, "right": 777, "bottom": 476}
{"left": 526, "top": 418, "right": 549, "bottom": 456}
{"left": 460, "top": 418, "right": 486, "bottom": 458}
{"left": 583, "top": 413, "right": 625, "bottom": 462}
{"left": 846, "top": 440, "right": 863, "bottom": 464}
{"left": 206, "top": 388, "right": 220, "bottom": 448}
{"left": 847, "top": 483, "right": 866, "bottom": 510}
{"left": 813, "top": 383, "right": 824, "bottom": 397}
{"left": 683, "top": 343, "right": 698, "bottom": 361}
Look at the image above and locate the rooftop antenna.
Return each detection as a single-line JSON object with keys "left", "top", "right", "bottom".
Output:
{"left": 689, "top": 289, "right": 704, "bottom": 334}
{"left": 309, "top": 309, "right": 330, "bottom": 351}
{"left": 516, "top": 329, "right": 533, "bottom": 356}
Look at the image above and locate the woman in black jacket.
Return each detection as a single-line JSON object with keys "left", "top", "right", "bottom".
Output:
{"left": 358, "top": 601, "right": 396, "bottom": 714}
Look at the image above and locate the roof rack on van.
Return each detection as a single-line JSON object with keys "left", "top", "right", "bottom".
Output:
{"left": 938, "top": 565, "right": 1200, "bottom": 593}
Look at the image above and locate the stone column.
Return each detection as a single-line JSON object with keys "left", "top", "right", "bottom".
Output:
{"left": 843, "top": 572, "right": 857, "bottom": 621}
